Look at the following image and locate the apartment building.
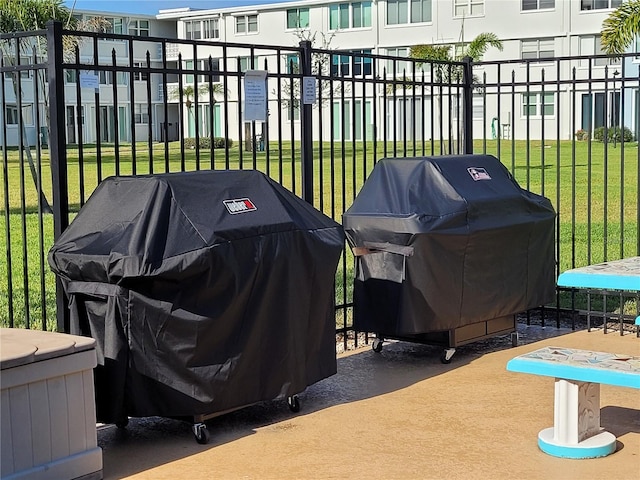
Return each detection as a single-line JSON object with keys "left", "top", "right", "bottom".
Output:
{"left": 2, "top": 0, "right": 637, "bottom": 146}
{"left": 156, "top": 0, "right": 638, "bottom": 141}
{"left": 1, "top": 11, "right": 176, "bottom": 147}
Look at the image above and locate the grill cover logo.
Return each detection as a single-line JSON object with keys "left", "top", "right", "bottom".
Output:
{"left": 223, "top": 198, "right": 257, "bottom": 214}
{"left": 467, "top": 167, "right": 492, "bottom": 181}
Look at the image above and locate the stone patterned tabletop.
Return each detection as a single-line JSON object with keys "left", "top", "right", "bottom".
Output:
{"left": 557, "top": 256, "right": 640, "bottom": 291}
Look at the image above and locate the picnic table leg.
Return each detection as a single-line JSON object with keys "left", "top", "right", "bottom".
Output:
{"left": 537, "top": 378, "right": 617, "bottom": 458}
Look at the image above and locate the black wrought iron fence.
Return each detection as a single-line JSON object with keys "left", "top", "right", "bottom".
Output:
{"left": 2, "top": 21, "right": 638, "bottom": 340}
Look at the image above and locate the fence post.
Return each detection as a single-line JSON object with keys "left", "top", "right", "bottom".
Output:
{"left": 46, "top": 20, "right": 70, "bottom": 333}
{"left": 462, "top": 56, "right": 474, "bottom": 154}
{"left": 299, "top": 40, "right": 314, "bottom": 204}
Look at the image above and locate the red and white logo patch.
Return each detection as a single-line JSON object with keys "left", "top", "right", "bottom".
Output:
{"left": 467, "top": 167, "right": 492, "bottom": 181}
{"left": 223, "top": 198, "right": 257, "bottom": 214}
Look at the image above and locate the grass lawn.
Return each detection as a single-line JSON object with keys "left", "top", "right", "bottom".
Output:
{"left": 1, "top": 138, "right": 638, "bottom": 330}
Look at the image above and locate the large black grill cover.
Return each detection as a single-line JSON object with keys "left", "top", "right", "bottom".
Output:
{"left": 343, "top": 155, "right": 556, "bottom": 335}
{"left": 49, "top": 170, "right": 344, "bottom": 423}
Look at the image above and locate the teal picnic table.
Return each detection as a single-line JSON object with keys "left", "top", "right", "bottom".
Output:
{"left": 557, "top": 256, "right": 640, "bottom": 335}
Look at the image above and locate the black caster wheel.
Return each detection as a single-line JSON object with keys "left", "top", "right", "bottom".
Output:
{"left": 192, "top": 423, "right": 210, "bottom": 444}
{"left": 115, "top": 417, "right": 129, "bottom": 429}
{"left": 287, "top": 395, "right": 300, "bottom": 413}
{"left": 372, "top": 338, "right": 383, "bottom": 353}
{"left": 440, "top": 348, "right": 455, "bottom": 364}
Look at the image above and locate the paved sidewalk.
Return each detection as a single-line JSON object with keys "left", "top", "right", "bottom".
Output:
{"left": 98, "top": 324, "right": 640, "bottom": 480}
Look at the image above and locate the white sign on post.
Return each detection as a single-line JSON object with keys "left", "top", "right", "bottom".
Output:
{"left": 302, "top": 76, "right": 316, "bottom": 105}
{"left": 243, "top": 70, "right": 268, "bottom": 122}
{"left": 79, "top": 72, "right": 99, "bottom": 90}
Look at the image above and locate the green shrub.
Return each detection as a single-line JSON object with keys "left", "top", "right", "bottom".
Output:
{"left": 183, "top": 137, "right": 233, "bottom": 149}
{"left": 593, "top": 126, "right": 634, "bottom": 143}
{"left": 593, "top": 126, "right": 605, "bottom": 141}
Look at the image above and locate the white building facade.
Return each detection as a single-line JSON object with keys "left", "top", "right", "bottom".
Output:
{"left": 2, "top": 0, "right": 638, "bottom": 146}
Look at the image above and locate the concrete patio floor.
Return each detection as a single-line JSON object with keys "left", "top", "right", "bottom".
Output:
{"left": 98, "top": 324, "right": 640, "bottom": 480}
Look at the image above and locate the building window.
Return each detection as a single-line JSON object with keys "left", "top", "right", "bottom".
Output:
{"left": 129, "top": 20, "right": 149, "bottom": 36}
{"left": 238, "top": 56, "right": 259, "bottom": 72}
{"left": 579, "top": 35, "right": 620, "bottom": 66}
{"left": 522, "top": 92, "right": 555, "bottom": 117}
{"left": 4, "top": 57, "right": 32, "bottom": 79}
{"left": 521, "top": 38, "right": 555, "bottom": 61}
{"left": 285, "top": 53, "right": 300, "bottom": 73}
{"left": 5, "top": 105, "right": 34, "bottom": 125}
{"left": 98, "top": 70, "right": 127, "bottom": 85}
{"left": 185, "top": 19, "right": 219, "bottom": 39}
{"left": 330, "top": 2, "right": 372, "bottom": 30}
{"left": 522, "top": 0, "right": 554, "bottom": 10}
{"left": 65, "top": 70, "right": 77, "bottom": 83}
{"left": 236, "top": 14, "right": 258, "bottom": 34}
{"left": 387, "top": 0, "right": 432, "bottom": 25}
{"left": 580, "top": 0, "right": 622, "bottom": 10}
{"left": 472, "top": 96, "right": 484, "bottom": 120}
{"left": 386, "top": 47, "right": 411, "bottom": 74}
{"left": 286, "top": 8, "right": 309, "bottom": 29}
{"left": 134, "top": 103, "right": 149, "bottom": 124}
{"left": 454, "top": 0, "right": 484, "bottom": 17}
{"left": 103, "top": 17, "right": 124, "bottom": 36}
{"left": 331, "top": 50, "right": 372, "bottom": 76}
{"left": 133, "top": 62, "right": 148, "bottom": 81}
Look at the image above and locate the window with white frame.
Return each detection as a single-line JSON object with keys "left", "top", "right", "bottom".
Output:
{"left": 285, "top": 53, "right": 299, "bottom": 73}
{"left": 330, "top": 2, "right": 372, "bottom": 30}
{"left": 134, "top": 103, "right": 149, "bottom": 124}
{"left": 133, "top": 62, "right": 148, "bottom": 81}
{"left": 387, "top": 0, "right": 432, "bottom": 25}
{"left": 129, "top": 20, "right": 149, "bottom": 36}
{"left": 184, "top": 59, "right": 220, "bottom": 83}
{"left": 579, "top": 35, "right": 620, "bottom": 66}
{"left": 580, "top": 0, "right": 622, "bottom": 11}
{"left": 472, "top": 95, "right": 484, "bottom": 119}
{"left": 454, "top": 0, "right": 484, "bottom": 17}
{"left": 103, "top": 17, "right": 124, "bottom": 35}
{"left": 98, "top": 70, "right": 127, "bottom": 85}
{"left": 331, "top": 50, "right": 372, "bottom": 76}
{"left": 65, "top": 70, "right": 77, "bottom": 83}
{"left": 386, "top": 47, "right": 411, "bottom": 75}
{"left": 635, "top": 35, "right": 640, "bottom": 58}
{"left": 521, "top": 92, "right": 555, "bottom": 117}
{"left": 185, "top": 19, "right": 219, "bottom": 39}
{"left": 521, "top": 38, "right": 555, "bottom": 61}
{"left": 286, "top": 8, "right": 310, "bottom": 29}
{"left": 521, "top": 0, "right": 554, "bottom": 10}
{"left": 287, "top": 99, "right": 300, "bottom": 121}
{"left": 238, "top": 56, "right": 260, "bottom": 72}
{"left": 236, "top": 14, "right": 258, "bottom": 34}
{"left": 5, "top": 105, "right": 33, "bottom": 125}
{"left": 3, "top": 57, "right": 32, "bottom": 79}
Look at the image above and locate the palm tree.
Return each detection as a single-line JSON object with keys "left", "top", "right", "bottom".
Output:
{"left": 171, "top": 83, "right": 226, "bottom": 138}
{"left": 410, "top": 32, "right": 503, "bottom": 153}
{"left": 601, "top": 0, "right": 640, "bottom": 56}
{"left": 1, "top": 0, "right": 77, "bottom": 213}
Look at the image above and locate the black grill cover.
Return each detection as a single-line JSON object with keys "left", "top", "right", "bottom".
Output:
{"left": 343, "top": 155, "right": 556, "bottom": 336}
{"left": 48, "top": 170, "right": 344, "bottom": 423}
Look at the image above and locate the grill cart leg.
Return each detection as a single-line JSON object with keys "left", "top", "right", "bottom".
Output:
{"left": 192, "top": 422, "right": 210, "bottom": 444}
{"left": 440, "top": 348, "right": 456, "bottom": 364}
{"left": 372, "top": 336, "right": 384, "bottom": 353}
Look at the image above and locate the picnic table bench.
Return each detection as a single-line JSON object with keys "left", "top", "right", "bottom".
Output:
{"left": 507, "top": 346, "right": 640, "bottom": 458}
{"left": 557, "top": 256, "right": 640, "bottom": 335}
